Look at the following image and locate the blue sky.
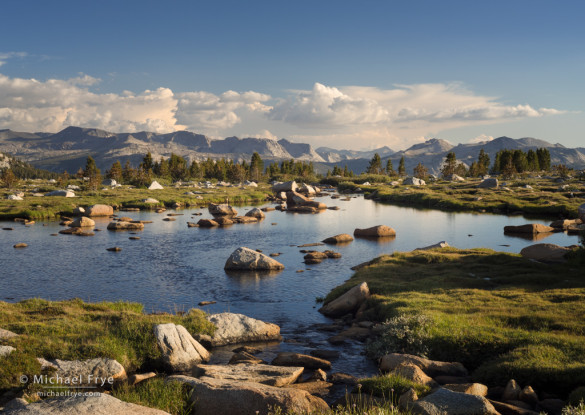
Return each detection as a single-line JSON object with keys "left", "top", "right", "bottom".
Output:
{"left": 1, "top": 0, "right": 584, "bottom": 150}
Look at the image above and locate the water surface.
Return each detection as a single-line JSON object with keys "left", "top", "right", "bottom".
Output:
{"left": 0, "top": 195, "right": 578, "bottom": 378}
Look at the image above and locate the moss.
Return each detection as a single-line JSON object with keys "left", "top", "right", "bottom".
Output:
{"left": 324, "top": 247, "right": 585, "bottom": 396}
{"left": 358, "top": 373, "right": 430, "bottom": 403}
{"left": 0, "top": 299, "right": 215, "bottom": 391}
{"left": 0, "top": 181, "right": 271, "bottom": 220}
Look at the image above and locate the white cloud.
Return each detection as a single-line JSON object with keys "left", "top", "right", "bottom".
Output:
{"left": 175, "top": 90, "right": 271, "bottom": 132}
{"left": 0, "top": 73, "right": 271, "bottom": 134}
{"left": 468, "top": 134, "right": 494, "bottom": 144}
{"left": 0, "top": 73, "right": 565, "bottom": 150}
{"left": 0, "top": 52, "right": 27, "bottom": 67}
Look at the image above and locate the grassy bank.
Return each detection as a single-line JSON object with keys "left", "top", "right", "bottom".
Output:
{"left": 323, "top": 247, "right": 585, "bottom": 396}
{"left": 0, "top": 181, "right": 270, "bottom": 220}
{"left": 0, "top": 298, "right": 215, "bottom": 393}
{"left": 324, "top": 176, "right": 584, "bottom": 218}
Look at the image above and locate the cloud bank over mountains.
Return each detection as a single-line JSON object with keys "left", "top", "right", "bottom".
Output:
{"left": 0, "top": 72, "right": 564, "bottom": 149}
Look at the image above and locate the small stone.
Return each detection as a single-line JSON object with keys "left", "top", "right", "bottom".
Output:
{"left": 502, "top": 379, "right": 521, "bottom": 401}
{"left": 13, "top": 243, "right": 28, "bottom": 248}
{"left": 107, "top": 247, "right": 122, "bottom": 252}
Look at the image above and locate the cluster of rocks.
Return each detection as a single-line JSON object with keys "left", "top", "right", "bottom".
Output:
{"left": 377, "top": 354, "right": 572, "bottom": 415}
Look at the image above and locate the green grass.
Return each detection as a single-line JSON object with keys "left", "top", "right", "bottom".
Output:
{"left": 357, "top": 373, "right": 430, "bottom": 403}
{"left": 112, "top": 377, "right": 194, "bottom": 415}
{"left": 323, "top": 175, "right": 584, "bottom": 218}
{"left": 323, "top": 247, "right": 585, "bottom": 396}
{"left": 0, "top": 180, "right": 271, "bottom": 220}
{"left": 0, "top": 298, "right": 215, "bottom": 391}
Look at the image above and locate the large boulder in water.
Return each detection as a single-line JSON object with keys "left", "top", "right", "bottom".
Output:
{"left": 225, "top": 247, "right": 285, "bottom": 271}
{"left": 69, "top": 216, "right": 95, "bottom": 228}
{"left": 520, "top": 243, "right": 572, "bottom": 263}
{"left": 208, "top": 203, "right": 238, "bottom": 216}
{"left": 354, "top": 225, "right": 396, "bottom": 237}
{"left": 504, "top": 224, "right": 555, "bottom": 234}
{"left": 153, "top": 323, "right": 210, "bottom": 372}
{"left": 107, "top": 221, "right": 145, "bottom": 231}
{"left": 245, "top": 208, "right": 265, "bottom": 219}
{"left": 286, "top": 191, "right": 326, "bottom": 210}
{"left": 322, "top": 234, "right": 354, "bottom": 244}
{"left": 319, "top": 282, "right": 370, "bottom": 318}
{"left": 167, "top": 376, "right": 329, "bottom": 415}
{"left": 86, "top": 204, "right": 114, "bottom": 217}
{"left": 206, "top": 312, "right": 281, "bottom": 346}
{"left": 272, "top": 181, "right": 298, "bottom": 193}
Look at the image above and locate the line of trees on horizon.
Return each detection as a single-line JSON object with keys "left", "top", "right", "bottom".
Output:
{"left": 349, "top": 147, "right": 558, "bottom": 181}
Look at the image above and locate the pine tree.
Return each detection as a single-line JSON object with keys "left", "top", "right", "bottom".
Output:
{"left": 122, "top": 160, "right": 135, "bottom": 183}
{"left": 526, "top": 149, "right": 540, "bottom": 172}
{"left": 83, "top": 156, "right": 101, "bottom": 190}
{"left": 366, "top": 153, "right": 382, "bottom": 174}
{"left": 142, "top": 152, "right": 154, "bottom": 172}
{"left": 106, "top": 160, "right": 123, "bottom": 182}
{"left": 168, "top": 153, "right": 188, "bottom": 181}
{"left": 478, "top": 149, "right": 490, "bottom": 176}
{"left": 398, "top": 157, "right": 406, "bottom": 176}
{"left": 441, "top": 152, "right": 457, "bottom": 177}
{"left": 250, "top": 152, "right": 264, "bottom": 182}
{"left": 0, "top": 167, "right": 18, "bottom": 189}
{"left": 385, "top": 159, "right": 395, "bottom": 176}
{"left": 536, "top": 148, "right": 551, "bottom": 171}
{"left": 413, "top": 162, "right": 429, "bottom": 179}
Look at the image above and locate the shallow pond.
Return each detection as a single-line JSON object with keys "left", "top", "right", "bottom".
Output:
{"left": 0, "top": 195, "right": 579, "bottom": 379}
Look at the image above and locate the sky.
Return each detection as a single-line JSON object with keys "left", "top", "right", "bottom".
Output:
{"left": 0, "top": 0, "right": 584, "bottom": 150}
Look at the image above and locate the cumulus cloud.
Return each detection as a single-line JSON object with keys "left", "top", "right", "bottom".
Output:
{"left": 0, "top": 73, "right": 271, "bottom": 134}
{"left": 0, "top": 72, "right": 565, "bottom": 150}
{"left": 270, "top": 82, "right": 563, "bottom": 127}
{"left": 175, "top": 90, "right": 271, "bottom": 131}
{"left": 267, "top": 82, "right": 565, "bottom": 148}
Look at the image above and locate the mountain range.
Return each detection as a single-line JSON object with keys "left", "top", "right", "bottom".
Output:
{"left": 0, "top": 126, "right": 584, "bottom": 175}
